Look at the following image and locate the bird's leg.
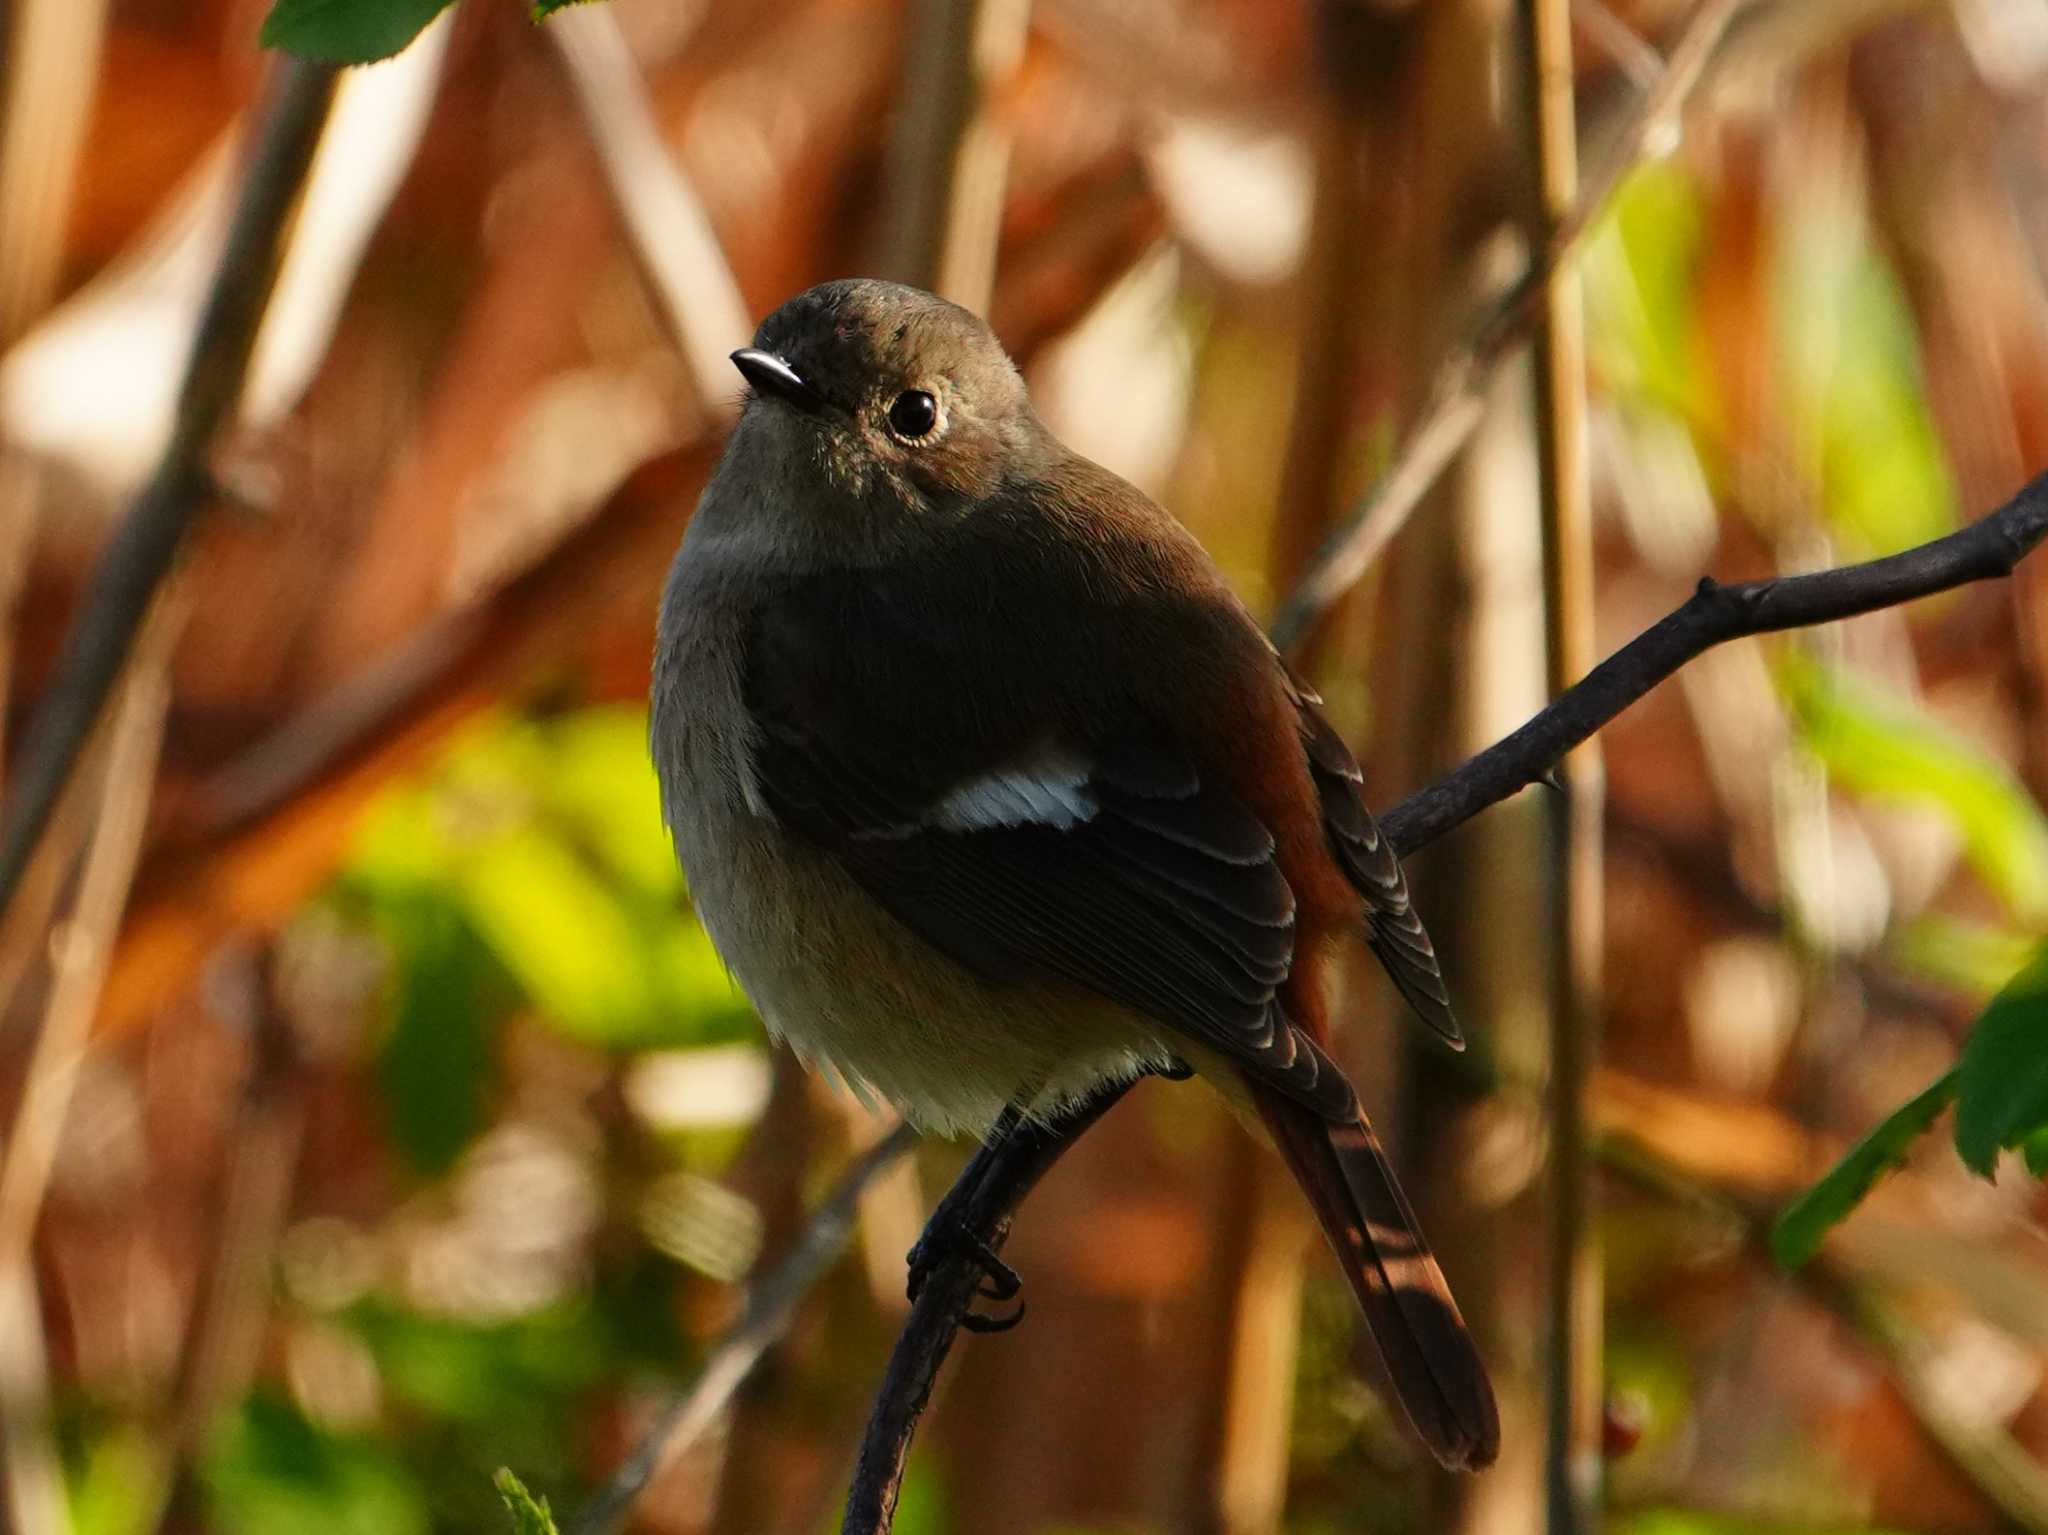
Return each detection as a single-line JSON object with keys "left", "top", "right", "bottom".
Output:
{"left": 906, "top": 1103, "right": 1027, "bottom": 1326}
{"left": 904, "top": 1072, "right": 1155, "bottom": 1332}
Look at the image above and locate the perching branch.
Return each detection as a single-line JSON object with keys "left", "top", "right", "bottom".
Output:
{"left": 841, "top": 1083, "right": 1132, "bottom": 1534}
{"left": 0, "top": 56, "right": 337, "bottom": 918}
{"left": 838, "top": 474, "right": 2048, "bottom": 1534}
{"left": 1378, "top": 472, "right": 2048, "bottom": 857}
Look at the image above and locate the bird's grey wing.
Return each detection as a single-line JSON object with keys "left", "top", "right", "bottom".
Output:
{"left": 740, "top": 582, "right": 1359, "bottom": 1120}
{"left": 1282, "top": 665, "right": 1461, "bottom": 1048}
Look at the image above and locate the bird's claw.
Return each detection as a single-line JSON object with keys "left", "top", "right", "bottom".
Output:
{"left": 961, "top": 1298, "right": 1026, "bottom": 1333}
{"left": 907, "top": 1216, "right": 1026, "bottom": 1332}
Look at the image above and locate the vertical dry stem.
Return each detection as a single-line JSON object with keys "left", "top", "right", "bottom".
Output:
{"left": 1518, "top": 0, "right": 1603, "bottom": 1526}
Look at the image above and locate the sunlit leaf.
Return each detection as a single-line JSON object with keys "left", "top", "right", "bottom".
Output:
{"left": 2024, "top": 1123, "right": 2048, "bottom": 1178}
{"left": 69, "top": 1422, "right": 155, "bottom": 1535}
{"left": 260, "top": 0, "right": 454, "bottom": 62}
{"left": 1770, "top": 1068, "right": 1957, "bottom": 1270}
{"left": 1782, "top": 655, "right": 2048, "bottom": 922}
{"left": 346, "top": 777, "right": 459, "bottom": 891}
{"left": 1955, "top": 941, "right": 2048, "bottom": 1175}
{"left": 1585, "top": 160, "right": 1712, "bottom": 425}
{"left": 495, "top": 1469, "right": 561, "bottom": 1535}
{"left": 1777, "top": 218, "right": 1957, "bottom": 556}
{"left": 1889, "top": 914, "right": 2039, "bottom": 998}
{"left": 343, "top": 709, "right": 753, "bottom": 1051}
{"left": 530, "top": 707, "right": 682, "bottom": 901}
{"left": 454, "top": 821, "right": 728, "bottom": 1048}
{"left": 202, "top": 1395, "right": 428, "bottom": 1535}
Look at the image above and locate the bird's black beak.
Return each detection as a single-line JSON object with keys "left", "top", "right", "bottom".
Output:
{"left": 731, "top": 348, "right": 821, "bottom": 412}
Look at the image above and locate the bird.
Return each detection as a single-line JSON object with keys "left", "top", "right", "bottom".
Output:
{"left": 650, "top": 277, "right": 1498, "bottom": 1470}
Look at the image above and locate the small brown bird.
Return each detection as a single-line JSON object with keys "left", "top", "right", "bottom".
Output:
{"left": 651, "top": 279, "right": 1498, "bottom": 1469}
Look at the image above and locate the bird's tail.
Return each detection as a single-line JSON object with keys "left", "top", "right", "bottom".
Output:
{"left": 1254, "top": 1083, "right": 1499, "bottom": 1470}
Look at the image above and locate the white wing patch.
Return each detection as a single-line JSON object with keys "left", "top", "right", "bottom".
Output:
{"left": 929, "top": 750, "right": 1096, "bottom": 832}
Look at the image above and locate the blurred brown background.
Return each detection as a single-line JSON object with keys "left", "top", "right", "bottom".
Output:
{"left": 0, "top": 0, "right": 2044, "bottom": 1532}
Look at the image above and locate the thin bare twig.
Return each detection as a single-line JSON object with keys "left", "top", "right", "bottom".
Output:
{"left": 1573, "top": 0, "right": 1664, "bottom": 91}
{"left": 570, "top": 1122, "right": 919, "bottom": 1535}
{"left": 0, "top": 56, "right": 337, "bottom": 919}
{"left": 542, "top": 2, "right": 752, "bottom": 408}
{"left": 148, "top": 941, "right": 307, "bottom": 1533}
{"left": 0, "top": 0, "right": 115, "bottom": 773}
{"left": 0, "top": 600, "right": 177, "bottom": 1535}
{"left": 874, "top": 0, "right": 1032, "bottom": 311}
{"left": 1269, "top": 0, "right": 1745, "bottom": 654}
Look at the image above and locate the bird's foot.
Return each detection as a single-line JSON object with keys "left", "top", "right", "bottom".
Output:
{"left": 907, "top": 1215, "right": 1026, "bottom": 1333}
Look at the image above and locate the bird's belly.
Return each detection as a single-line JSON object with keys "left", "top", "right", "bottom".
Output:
{"left": 665, "top": 719, "right": 1175, "bottom": 1138}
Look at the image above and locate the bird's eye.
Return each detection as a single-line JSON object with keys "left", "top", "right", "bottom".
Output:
{"left": 887, "top": 389, "right": 939, "bottom": 440}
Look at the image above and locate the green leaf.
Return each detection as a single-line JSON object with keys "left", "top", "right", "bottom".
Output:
{"left": 530, "top": 707, "right": 682, "bottom": 901}
{"left": 69, "top": 1423, "right": 156, "bottom": 1535}
{"left": 1782, "top": 655, "right": 2048, "bottom": 923}
{"left": 260, "top": 0, "right": 456, "bottom": 62}
{"left": 455, "top": 823, "right": 666, "bottom": 1047}
{"left": 201, "top": 1394, "right": 429, "bottom": 1535}
{"left": 495, "top": 1469, "right": 561, "bottom": 1535}
{"left": 532, "top": 0, "right": 600, "bottom": 17}
{"left": 1770, "top": 1068, "right": 1957, "bottom": 1269}
{"left": 349, "top": 1301, "right": 615, "bottom": 1425}
{"left": 2024, "top": 1123, "right": 2048, "bottom": 1178}
{"left": 1777, "top": 216, "right": 1957, "bottom": 556}
{"left": 374, "top": 893, "right": 502, "bottom": 1176}
{"left": 1585, "top": 160, "right": 1712, "bottom": 425}
{"left": 1955, "top": 941, "right": 2048, "bottom": 1175}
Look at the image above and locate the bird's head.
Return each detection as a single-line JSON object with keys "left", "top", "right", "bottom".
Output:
{"left": 727, "top": 279, "right": 1045, "bottom": 521}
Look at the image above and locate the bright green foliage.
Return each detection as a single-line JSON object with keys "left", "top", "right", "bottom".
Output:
{"left": 1889, "top": 914, "right": 2041, "bottom": 997}
{"left": 68, "top": 1422, "right": 157, "bottom": 1535}
{"left": 1585, "top": 160, "right": 1714, "bottom": 426}
{"left": 1954, "top": 941, "right": 2048, "bottom": 1175}
{"left": 1777, "top": 215, "right": 1957, "bottom": 556}
{"left": 1775, "top": 938, "right": 2048, "bottom": 1264}
{"left": 494, "top": 1469, "right": 561, "bottom": 1535}
{"left": 342, "top": 706, "right": 755, "bottom": 1060}
{"left": 1781, "top": 654, "right": 2048, "bottom": 923}
{"left": 1769, "top": 1068, "right": 1958, "bottom": 1270}
{"left": 260, "top": 0, "right": 456, "bottom": 62}
{"left": 350, "top": 1300, "right": 618, "bottom": 1426}
{"left": 202, "top": 1394, "right": 430, "bottom": 1535}
{"left": 1588, "top": 160, "right": 1958, "bottom": 560}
